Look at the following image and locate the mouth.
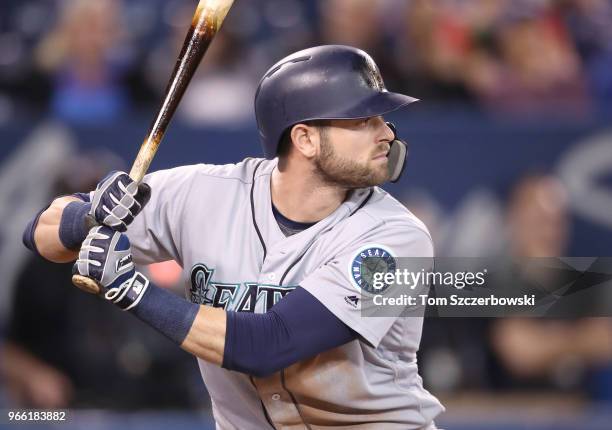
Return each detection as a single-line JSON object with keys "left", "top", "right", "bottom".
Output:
{"left": 372, "top": 152, "right": 389, "bottom": 161}
{"left": 372, "top": 143, "right": 391, "bottom": 160}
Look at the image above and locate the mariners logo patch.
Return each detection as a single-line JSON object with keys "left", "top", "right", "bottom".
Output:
{"left": 349, "top": 245, "right": 396, "bottom": 294}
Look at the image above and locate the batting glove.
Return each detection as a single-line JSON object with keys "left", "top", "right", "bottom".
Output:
{"left": 90, "top": 171, "right": 151, "bottom": 232}
{"left": 73, "top": 226, "right": 149, "bottom": 310}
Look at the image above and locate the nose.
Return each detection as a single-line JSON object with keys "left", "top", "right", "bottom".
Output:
{"left": 373, "top": 116, "right": 394, "bottom": 142}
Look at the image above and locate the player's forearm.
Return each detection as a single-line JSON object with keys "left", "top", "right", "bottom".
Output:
{"left": 32, "top": 196, "right": 81, "bottom": 262}
{"left": 120, "top": 283, "right": 354, "bottom": 377}
{"left": 181, "top": 306, "right": 226, "bottom": 365}
{"left": 115, "top": 280, "right": 226, "bottom": 365}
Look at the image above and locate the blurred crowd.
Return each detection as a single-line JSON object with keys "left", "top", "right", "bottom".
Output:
{"left": 414, "top": 174, "right": 612, "bottom": 405}
{"left": 1, "top": 0, "right": 611, "bottom": 126}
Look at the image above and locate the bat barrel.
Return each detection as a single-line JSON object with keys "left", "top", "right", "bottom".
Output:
{"left": 72, "top": 0, "right": 235, "bottom": 292}
{"left": 129, "top": 0, "right": 235, "bottom": 182}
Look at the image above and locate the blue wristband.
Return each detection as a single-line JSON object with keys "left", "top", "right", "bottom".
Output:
{"left": 59, "top": 201, "right": 92, "bottom": 250}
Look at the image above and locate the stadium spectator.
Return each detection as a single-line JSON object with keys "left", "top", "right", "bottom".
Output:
{"left": 34, "top": 0, "right": 134, "bottom": 124}
{"left": 492, "top": 175, "right": 612, "bottom": 402}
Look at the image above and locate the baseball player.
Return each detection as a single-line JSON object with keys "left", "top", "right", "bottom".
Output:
{"left": 24, "top": 45, "right": 444, "bottom": 429}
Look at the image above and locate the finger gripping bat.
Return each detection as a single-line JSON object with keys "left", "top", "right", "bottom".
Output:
{"left": 72, "top": 0, "right": 236, "bottom": 295}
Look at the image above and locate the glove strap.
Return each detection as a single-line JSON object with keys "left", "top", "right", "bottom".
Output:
{"left": 105, "top": 272, "right": 150, "bottom": 311}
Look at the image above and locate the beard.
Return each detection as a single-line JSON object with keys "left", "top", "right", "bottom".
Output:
{"left": 314, "top": 134, "right": 390, "bottom": 188}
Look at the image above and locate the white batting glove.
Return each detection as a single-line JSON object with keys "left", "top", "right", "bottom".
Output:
{"left": 73, "top": 226, "right": 149, "bottom": 310}
{"left": 90, "top": 171, "right": 151, "bottom": 232}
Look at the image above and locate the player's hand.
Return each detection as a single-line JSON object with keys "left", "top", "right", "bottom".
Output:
{"left": 90, "top": 171, "right": 151, "bottom": 232}
{"left": 73, "top": 226, "right": 149, "bottom": 310}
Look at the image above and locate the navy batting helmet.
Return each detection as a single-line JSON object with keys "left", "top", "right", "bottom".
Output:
{"left": 254, "top": 45, "right": 418, "bottom": 182}
{"left": 255, "top": 45, "right": 417, "bottom": 181}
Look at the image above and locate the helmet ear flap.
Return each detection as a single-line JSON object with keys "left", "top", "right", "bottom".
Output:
{"left": 386, "top": 121, "right": 408, "bottom": 183}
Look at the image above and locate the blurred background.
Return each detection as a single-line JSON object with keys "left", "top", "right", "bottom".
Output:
{"left": 1, "top": 0, "right": 611, "bottom": 429}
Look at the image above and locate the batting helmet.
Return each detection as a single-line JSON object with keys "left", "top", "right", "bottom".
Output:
{"left": 254, "top": 45, "right": 418, "bottom": 182}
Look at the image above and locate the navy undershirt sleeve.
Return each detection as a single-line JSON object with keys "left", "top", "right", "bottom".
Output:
{"left": 223, "top": 286, "right": 356, "bottom": 377}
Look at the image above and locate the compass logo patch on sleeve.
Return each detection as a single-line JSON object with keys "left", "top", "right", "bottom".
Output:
{"left": 349, "top": 245, "right": 396, "bottom": 294}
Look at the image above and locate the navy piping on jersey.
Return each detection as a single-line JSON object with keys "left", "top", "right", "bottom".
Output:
{"left": 249, "top": 160, "right": 276, "bottom": 427}
{"left": 259, "top": 396, "right": 277, "bottom": 429}
{"left": 276, "top": 188, "right": 372, "bottom": 427}
{"left": 350, "top": 188, "right": 374, "bottom": 216}
{"left": 251, "top": 160, "right": 267, "bottom": 262}
{"left": 248, "top": 376, "right": 277, "bottom": 430}
{"left": 248, "top": 164, "right": 374, "bottom": 427}
{"left": 271, "top": 204, "right": 316, "bottom": 232}
{"left": 281, "top": 367, "right": 312, "bottom": 430}
{"left": 224, "top": 287, "right": 355, "bottom": 420}
{"left": 249, "top": 160, "right": 279, "bottom": 428}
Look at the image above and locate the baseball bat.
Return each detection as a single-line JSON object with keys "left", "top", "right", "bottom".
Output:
{"left": 72, "top": 0, "right": 236, "bottom": 294}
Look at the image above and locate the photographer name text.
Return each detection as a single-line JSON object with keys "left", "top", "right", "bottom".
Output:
{"left": 374, "top": 294, "right": 537, "bottom": 307}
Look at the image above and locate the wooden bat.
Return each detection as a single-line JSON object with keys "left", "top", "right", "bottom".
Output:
{"left": 72, "top": 0, "right": 236, "bottom": 294}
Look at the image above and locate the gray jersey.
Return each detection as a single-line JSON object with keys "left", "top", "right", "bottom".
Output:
{"left": 126, "top": 158, "right": 444, "bottom": 429}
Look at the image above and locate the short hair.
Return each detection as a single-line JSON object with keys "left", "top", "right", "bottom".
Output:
{"left": 276, "top": 120, "right": 331, "bottom": 158}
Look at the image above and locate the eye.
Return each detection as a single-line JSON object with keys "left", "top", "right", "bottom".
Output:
{"left": 349, "top": 118, "right": 370, "bottom": 129}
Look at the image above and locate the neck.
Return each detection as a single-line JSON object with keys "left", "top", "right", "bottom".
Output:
{"left": 271, "top": 157, "right": 348, "bottom": 223}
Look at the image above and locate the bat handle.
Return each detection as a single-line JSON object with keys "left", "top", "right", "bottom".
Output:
{"left": 70, "top": 214, "right": 102, "bottom": 293}
{"left": 72, "top": 275, "right": 103, "bottom": 295}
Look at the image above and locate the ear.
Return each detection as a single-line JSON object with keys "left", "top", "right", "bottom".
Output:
{"left": 290, "top": 123, "right": 320, "bottom": 159}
